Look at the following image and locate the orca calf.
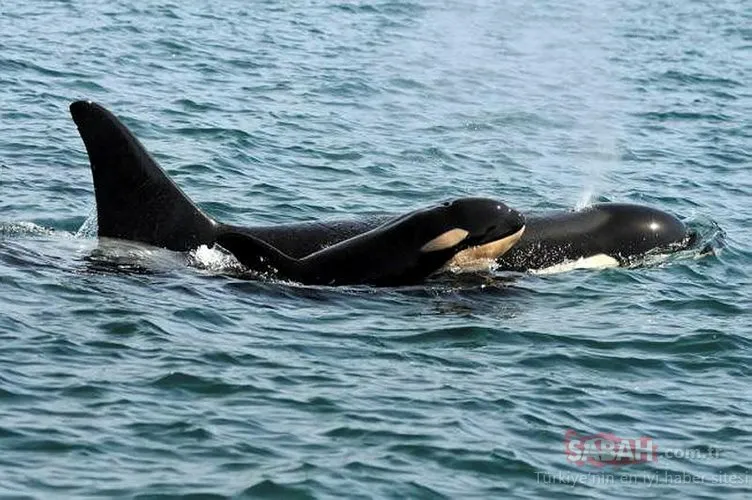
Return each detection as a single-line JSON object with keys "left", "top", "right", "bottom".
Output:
{"left": 216, "top": 198, "right": 524, "bottom": 285}
{"left": 69, "top": 100, "right": 692, "bottom": 280}
{"left": 69, "top": 101, "right": 524, "bottom": 286}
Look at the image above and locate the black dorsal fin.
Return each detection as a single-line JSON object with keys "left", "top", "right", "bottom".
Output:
{"left": 70, "top": 100, "right": 217, "bottom": 251}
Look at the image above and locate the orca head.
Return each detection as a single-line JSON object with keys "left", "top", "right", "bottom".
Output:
{"left": 415, "top": 198, "right": 526, "bottom": 272}
{"left": 588, "top": 203, "right": 690, "bottom": 261}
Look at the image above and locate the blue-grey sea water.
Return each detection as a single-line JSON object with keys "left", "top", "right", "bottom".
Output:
{"left": 0, "top": 0, "right": 750, "bottom": 498}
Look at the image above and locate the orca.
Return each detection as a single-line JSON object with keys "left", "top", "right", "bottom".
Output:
{"left": 216, "top": 198, "right": 524, "bottom": 285}
{"left": 69, "top": 100, "right": 692, "bottom": 279}
{"left": 496, "top": 203, "right": 692, "bottom": 272}
{"left": 69, "top": 100, "right": 525, "bottom": 286}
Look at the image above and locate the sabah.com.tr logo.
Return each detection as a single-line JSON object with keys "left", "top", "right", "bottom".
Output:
{"left": 565, "top": 430, "right": 658, "bottom": 467}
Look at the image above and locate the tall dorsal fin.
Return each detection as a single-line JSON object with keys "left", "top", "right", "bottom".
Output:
{"left": 70, "top": 101, "right": 217, "bottom": 251}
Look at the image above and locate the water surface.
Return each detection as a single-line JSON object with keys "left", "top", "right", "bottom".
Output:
{"left": 0, "top": 0, "right": 750, "bottom": 498}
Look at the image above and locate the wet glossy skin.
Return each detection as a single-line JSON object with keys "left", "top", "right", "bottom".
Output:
{"left": 71, "top": 100, "right": 689, "bottom": 279}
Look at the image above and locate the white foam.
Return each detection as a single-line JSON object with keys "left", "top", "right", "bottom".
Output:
{"left": 631, "top": 252, "right": 671, "bottom": 268}
{"left": 0, "top": 221, "right": 54, "bottom": 236}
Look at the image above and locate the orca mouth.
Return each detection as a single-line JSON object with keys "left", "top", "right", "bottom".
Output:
{"left": 445, "top": 225, "right": 526, "bottom": 272}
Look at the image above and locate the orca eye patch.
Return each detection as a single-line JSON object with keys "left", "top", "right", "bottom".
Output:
{"left": 420, "top": 228, "right": 469, "bottom": 252}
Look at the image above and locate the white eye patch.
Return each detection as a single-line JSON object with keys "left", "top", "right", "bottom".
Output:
{"left": 420, "top": 228, "right": 469, "bottom": 252}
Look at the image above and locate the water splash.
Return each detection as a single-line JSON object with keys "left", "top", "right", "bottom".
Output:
{"left": 575, "top": 129, "right": 620, "bottom": 210}
{"left": 189, "top": 244, "right": 243, "bottom": 273}
{"left": 575, "top": 185, "right": 595, "bottom": 210}
{"left": 74, "top": 207, "right": 98, "bottom": 239}
{"left": 0, "top": 221, "right": 53, "bottom": 237}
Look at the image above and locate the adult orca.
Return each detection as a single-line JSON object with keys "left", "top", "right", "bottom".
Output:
{"left": 69, "top": 100, "right": 525, "bottom": 286}
{"left": 496, "top": 203, "right": 693, "bottom": 272}
{"left": 69, "top": 100, "right": 692, "bottom": 278}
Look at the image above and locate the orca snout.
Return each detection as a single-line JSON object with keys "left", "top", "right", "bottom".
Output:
{"left": 442, "top": 199, "right": 526, "bottom": 270}
{"left": 447, "top": 197, "right": 525, "bottom": 242}
{"left": 502, "top": 205, "right": 526, "bottom": 234}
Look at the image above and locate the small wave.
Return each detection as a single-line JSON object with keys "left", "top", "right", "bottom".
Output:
{"left": 637, "top": 111, "right": 732, "bottom": 122}
{"left": 661, "top": 70, "right": 743, "bottom": 88}
{"left": 240, "top": 479, "right": 316, "bottom": 500}
{"left": 151, "top": 371, "right": 261, "bottom": 397}
{"left": 127, "top": 420, "right": 214, "bottom": 442}
{"left": 389, "top": 325, "right": 492, "bottom": 345}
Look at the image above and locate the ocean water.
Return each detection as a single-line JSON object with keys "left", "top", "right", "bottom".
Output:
{"left": 0, "top": 0, "right": 750, "bottom": 498}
